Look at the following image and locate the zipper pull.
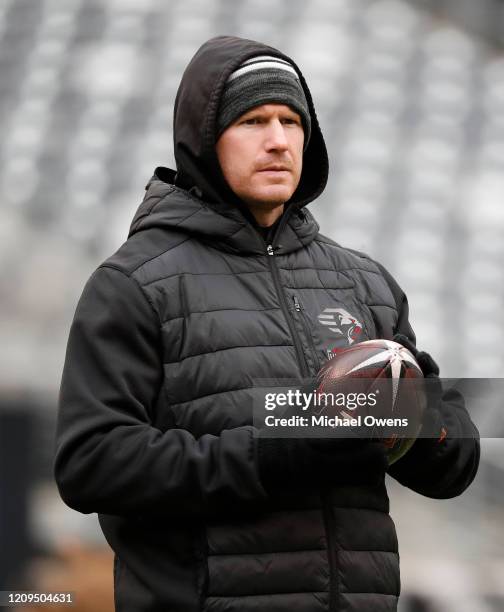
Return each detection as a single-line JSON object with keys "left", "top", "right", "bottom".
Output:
{"left": 267, "top": 244, "right": 275, "bottom": 256}
{"left": 293, "top": 295, "right": 301, "bottom": 312}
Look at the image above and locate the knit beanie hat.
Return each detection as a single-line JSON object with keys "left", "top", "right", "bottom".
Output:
{"left": 216, "top": 55, "right": 311, "bottom": 149}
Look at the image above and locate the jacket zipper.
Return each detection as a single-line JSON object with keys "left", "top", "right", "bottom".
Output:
{"left": 293, "top": 295, "right": 321, "bottom": 373}
{"left": 263, "top": 215, "right": 338, "bottom": 610}
{"left": 264, "top": 218, "right": 338, "bottom": 610}
{"left": 321, "top": 490, "right": 339, "bottom": 612}
{"left": 266, "top": 244, "right": 310, "bottom": 378}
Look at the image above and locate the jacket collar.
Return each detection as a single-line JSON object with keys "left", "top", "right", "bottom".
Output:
{"left": 128, "top": 167, "right": 319, "bottom": 256}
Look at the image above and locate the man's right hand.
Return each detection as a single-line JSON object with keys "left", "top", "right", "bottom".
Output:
{"left": 257, "top": 434, "right": 387, "bottom": 492}
{"left": 258, "top": 377, "right": 388, "bottom": 491}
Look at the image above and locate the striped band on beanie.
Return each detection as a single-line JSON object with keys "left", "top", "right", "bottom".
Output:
{"left": 216, "top": 55, "right": 311, "bottom": 148}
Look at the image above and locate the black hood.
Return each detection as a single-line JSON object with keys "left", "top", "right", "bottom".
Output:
{"left": 172, "top": 35, "right": 328, "bottom": 215}
{"left": 128, "top": 36, "right": 328, "bottom": 255}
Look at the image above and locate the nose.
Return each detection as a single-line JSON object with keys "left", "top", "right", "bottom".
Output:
{"left": 264, "top": 118, "right": 288, "bottom": 151}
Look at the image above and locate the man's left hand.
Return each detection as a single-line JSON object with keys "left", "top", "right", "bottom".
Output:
{"left": 392, "top": 333, "right": 440, "bottom": 377}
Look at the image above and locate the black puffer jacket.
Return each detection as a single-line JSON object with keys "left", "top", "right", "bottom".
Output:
{"left": 54, "top": 36, "right": 479, "bottom": 612}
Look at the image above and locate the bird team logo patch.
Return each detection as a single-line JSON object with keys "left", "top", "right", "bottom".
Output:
{"left": 317, "top": 308, "right": 363, "bottom": 353}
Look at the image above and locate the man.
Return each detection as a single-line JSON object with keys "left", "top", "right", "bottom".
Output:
{"left": 54, "top": 36, "right": 480, "bottom": 612}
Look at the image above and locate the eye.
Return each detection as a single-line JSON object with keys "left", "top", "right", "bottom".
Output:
{"left": 242, "top": 117, "right": 261, "bottom": 125}
{"left": 281, "top": 117, "right": 300, "bottom": 125}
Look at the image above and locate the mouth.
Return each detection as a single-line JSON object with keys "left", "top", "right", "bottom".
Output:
{"left": 258, "top": 166, "right": 290, "bottom": 172}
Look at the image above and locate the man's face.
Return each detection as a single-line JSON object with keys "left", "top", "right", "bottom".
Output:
{"left": 216, "top": 104, "right": 304, "bottom": 214}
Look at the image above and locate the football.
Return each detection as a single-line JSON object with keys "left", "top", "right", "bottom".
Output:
{"left": 314, "top": 339, "right": 427, "bottom": 464}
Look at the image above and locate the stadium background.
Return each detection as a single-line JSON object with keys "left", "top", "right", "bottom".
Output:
{"left": 0, "top": 0, "right": 503, "bottom": 610}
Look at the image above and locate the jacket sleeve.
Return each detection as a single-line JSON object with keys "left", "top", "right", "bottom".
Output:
{"left": 377, "top": 263, "right": 480, "bottom": 499}
{"left": 54, "top": 265, "right": 267, "bottom": 519}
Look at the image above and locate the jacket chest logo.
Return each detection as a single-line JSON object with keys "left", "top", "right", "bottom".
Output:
{"left": 317, "top": 308, "right": 363, "bottom": 352}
